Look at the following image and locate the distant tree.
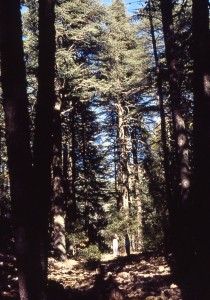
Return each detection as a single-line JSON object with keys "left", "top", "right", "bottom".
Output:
{"left": 97, "top": 0, "right": 148, "bottom": 213}
{"left": 54, "top": 0, "right": 109, "bottom": 244}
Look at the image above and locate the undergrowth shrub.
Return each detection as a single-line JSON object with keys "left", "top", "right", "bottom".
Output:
{"left": 77, "top": 244, "right": 101, "bottom": 269}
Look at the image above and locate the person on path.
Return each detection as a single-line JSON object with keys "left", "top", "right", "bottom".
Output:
{"left": 113, "top": 234, "right": 119, "bottom": 257}
{"left": 125, "top": 234, "right": 130, "bottom": 256}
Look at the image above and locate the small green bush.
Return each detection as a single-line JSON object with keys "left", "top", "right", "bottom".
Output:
{"left": 77, "top": 244, "right": 101, "bottom": 269}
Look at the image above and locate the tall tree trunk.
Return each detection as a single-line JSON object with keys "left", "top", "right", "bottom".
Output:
{"left": 117, "top": 100, "right": 129, "bottom": 213}
{"left": 33, "top": 0, "right": 55, "bottom": 290}
{"left": 148, "top": 0, "right": 171, "bottom": 208}
{"left": 81, "top": 111, "right": 89, "bottom": 235}
{"left": 131, "top": 128, "right": 142, "bottom": 251}
{"left": 192, "top": 0, "right": 210, "bottom": 290}
{"left": 63, "top": 142, "right": 74, "bottom": 231}
{"left": 114, "top": 140, "right": 118, "bottom": 198}
{"left": 148, "top": 0, "right": 174, "bottom": 252}
{"left": 68, "top": 97, "right": 77, "bottom": 224}
{"left": 160, "top": 0, "right": 192, "bottom": 269}
{"left": 0, "top": 1, "right": 43, "bottom": 299}
{"left": 51, "top": 91, "right": 66, "bottom": 261}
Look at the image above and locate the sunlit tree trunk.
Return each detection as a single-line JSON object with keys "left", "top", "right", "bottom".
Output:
{"left": 192, "top": 0, "right": 210, "bottom": 290}
{"left": 51, "top": 90, "right": 66, "bottom": 261}
{"left": 116, "top": 100, "right": 129, "bottom": 214}
{"left": 131, "top": 128, "right": 142, "bottom": 250}
{"left": 0, "top": 1, "right": 43, "bottom": 299}
{"left": 68, "top": 97, "right": 77, "bottom": 224}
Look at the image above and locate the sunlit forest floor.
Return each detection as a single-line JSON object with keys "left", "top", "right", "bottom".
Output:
{"left": 0, "top": 251, "right": 201, "bottom": 300}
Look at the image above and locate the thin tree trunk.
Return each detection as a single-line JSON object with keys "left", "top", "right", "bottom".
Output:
{"left": 63, "top": 143, "right": 73, "bottom": 231}
{"left": 117, "top": 100, "right": 129, "bottom": 213}
{"left": 81, "top": 111, "right": 89, "bottom": 235}
{"left": 131, "top": 128, "right": 142, "bottom": 251}
{"left": 114, "top": 140, "right": 118, "bottom": 198}
{"left": 148, "top": 0, "right": 171, "bottom": 207}
{"left": 51, "top": 91, "right": 66, "bottom": 261}
{"left": 192, "top": 0, "right": 210, "bottom": 289}
{"left": 0, "top": 1, "right": 43, "bottom": 299}
{"left": 68, "top": 98, "right": 77, "bottom": 224}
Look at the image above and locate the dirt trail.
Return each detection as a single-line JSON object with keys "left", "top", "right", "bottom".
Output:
{"left": 47, "top": 253, "right": 187, "bottom": 299}
{"left": 0, "top": 252, "right": 199, "bottom": 299}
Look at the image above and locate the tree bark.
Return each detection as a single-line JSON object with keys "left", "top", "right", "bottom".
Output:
{"left": 81, "top": 110, "right": 89, "bottom": 235}
{"left": 192, "top": 0, "right": 210, "bottom": 289}
{"left": 131, "top": 128, "right": 142, "bottom": 250}
{"left": 148, "top": 0, "right": 171, "bottom": 208}
{"left": 33, "top": 0, "right": 55, "bottom": 290}
{"left": 116, "top": 100, "right": 129, "bottom": 214}
{"left": 160, "top": 0, "right": 192, "bottom": 269}
{"left": 51, "top": 90, "right": 67, "bottom": 261}
{"left": 68, "top": 97, "right": 77, "bottom": 224}
{"left": 160, "top": 0, "right": 190, "bottom": 206}
{"left": 0, "top": 1, "right": 43, "bottom": 299}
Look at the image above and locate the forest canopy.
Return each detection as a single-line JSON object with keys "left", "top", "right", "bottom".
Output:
{"left": 0, "top": 0, "right": 210, "bottom": 299}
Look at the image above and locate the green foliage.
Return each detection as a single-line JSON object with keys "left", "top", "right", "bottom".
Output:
{"left": 96, "top": 0, "right": 149, "bottom": 101}
{"left": 66, "top": 223, "right": 88, "bottom": 253}
{"left": 2, "top": 0, "right": 194, "bottom": 260}
{"left": 101, "top": 203, "right": 139, "bottom": 250}
{"left": 140, "top": 158, "right": 167, "bottom": 252}
{"left": 55, "top": 0, "right": 105, "bottom": 99}
{"left": 77, "top": 244, "right": 101, "bottom": 269}
{"left": 142, "top": 195, "right": 166, "bottom": 252}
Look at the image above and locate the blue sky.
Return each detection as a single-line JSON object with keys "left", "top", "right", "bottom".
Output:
{"left": 102, "top": 0, "right": 145, "bottom": 15}
{"left": 22, "top": 0, "right": 145, "bottom": 16}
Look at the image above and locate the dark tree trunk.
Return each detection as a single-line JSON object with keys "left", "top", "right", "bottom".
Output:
{"left": 192, "top": 0, "right": 210, "bottom": 290}
{"left": 160, "top": 0, "right": 190, "bottom": 203}
{"left": 0, "top": 1, "right": 43, "bottom": 299}
{"left": 148, "top": 0, "right": 171, "bottom": 207}
{"left": 63, "top": 143, "right": 69, "bottom": 205}
{"left": 33, "top": 0, "right": 55, "bottom": 289}
{"left": 160, "top": 0, "right": 192, "bottom": 269}
{"left": 81, "top": 112, "right": 89, "bottom": 234}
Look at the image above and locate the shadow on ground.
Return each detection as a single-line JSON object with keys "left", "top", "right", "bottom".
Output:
{"left": 0, "top": 252, "right": 205, "bottom": 300}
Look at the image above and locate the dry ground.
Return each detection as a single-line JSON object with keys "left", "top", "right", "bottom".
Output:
{"left": 0, "top": 252, "right": 202, "bottom": 300}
